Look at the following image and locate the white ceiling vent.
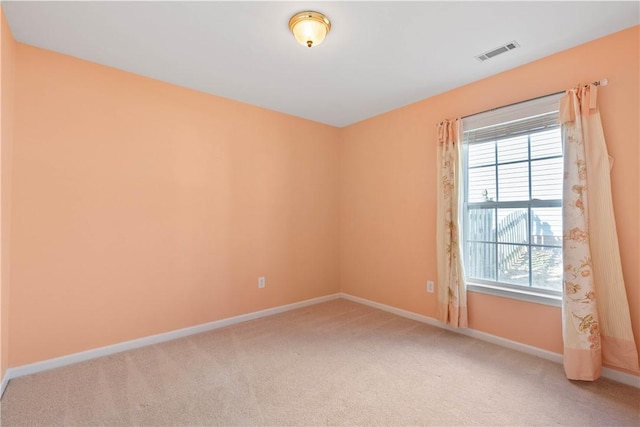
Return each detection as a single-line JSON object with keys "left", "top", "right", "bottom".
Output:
{"left": 476, "top": 41, "right": 520, "bottom": 62}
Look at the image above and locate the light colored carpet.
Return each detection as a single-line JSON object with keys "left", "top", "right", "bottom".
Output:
{"left": 1, "top": 298, "right": 639, "bottom": 426}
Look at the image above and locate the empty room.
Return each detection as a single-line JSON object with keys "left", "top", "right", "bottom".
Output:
{"left": 0, "top": 1, "right": 639, "bottom": 425}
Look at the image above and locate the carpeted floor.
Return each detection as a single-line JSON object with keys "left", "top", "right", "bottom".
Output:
{"left": 1, "top": 298, "right": 639, "bottom": 426}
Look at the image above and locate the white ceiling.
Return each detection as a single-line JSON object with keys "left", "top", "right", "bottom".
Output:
{"left": 3, "top": 1, "right": 639, "bottom": 127}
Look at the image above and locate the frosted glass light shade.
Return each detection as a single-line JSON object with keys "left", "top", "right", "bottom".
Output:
{"left": 289, "top": 11, "right": 331, "bottom": 48}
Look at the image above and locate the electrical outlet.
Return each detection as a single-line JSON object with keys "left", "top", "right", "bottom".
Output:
{"left": 258, "top": 277, "right": 266, "bottom": 289}
{"left": 427, "top": 281, "right": 435, "bottom": 293}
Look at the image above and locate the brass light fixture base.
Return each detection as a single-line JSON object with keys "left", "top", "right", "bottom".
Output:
{"left": 288, "top": 11, "right": 331, "bottom": 48}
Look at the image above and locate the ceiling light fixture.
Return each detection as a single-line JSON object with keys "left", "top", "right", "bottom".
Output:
{"left": 288, "top": 11, "right": 331, "bottom": 48}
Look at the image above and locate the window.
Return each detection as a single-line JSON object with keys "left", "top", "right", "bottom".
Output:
{"left": 461, "top": 94, "right": 564, "bottom": 304}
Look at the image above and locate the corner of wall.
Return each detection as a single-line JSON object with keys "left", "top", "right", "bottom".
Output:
{"left": 0, "top": 4, "right": 16, "bottom": 382}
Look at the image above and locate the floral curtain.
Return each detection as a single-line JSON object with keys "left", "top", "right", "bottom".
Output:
{"left": 436, "top": 119, "right": 467, "bottom": 328}
{"left": 560, "top": 84, "right": 639, "bottom": 380}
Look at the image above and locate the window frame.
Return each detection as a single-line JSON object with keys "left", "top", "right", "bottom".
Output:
{"left": 460, "top": 93, "right": 564, "bottom": 307}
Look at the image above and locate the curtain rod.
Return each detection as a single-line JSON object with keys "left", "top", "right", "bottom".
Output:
{"left": 461, "top": 79, "right": 608, "bottom": 120}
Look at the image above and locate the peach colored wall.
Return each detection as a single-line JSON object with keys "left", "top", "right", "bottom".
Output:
{"left": 0, "top": 7, "right": 16, "bottom": 379}
{"left": 340, "top": 26, "right": 639, "bottom": 374}
{"left": 10, "top": 43, "right": 340, "bottom": 367}
{"left": 3, "top": 15, "right": 638, "bottom": 378}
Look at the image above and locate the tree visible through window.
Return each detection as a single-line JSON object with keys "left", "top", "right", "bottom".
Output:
{"left": 462, "top": 97, "right": 563, "bottom": 296}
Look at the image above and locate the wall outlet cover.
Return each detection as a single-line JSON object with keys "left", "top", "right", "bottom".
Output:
{"left": 427, "top": 281, "right": 435, "bottom": 293}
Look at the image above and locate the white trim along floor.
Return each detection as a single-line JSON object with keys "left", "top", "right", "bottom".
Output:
{"left": 1, "top": 292, "right": 638, "bottom": 398}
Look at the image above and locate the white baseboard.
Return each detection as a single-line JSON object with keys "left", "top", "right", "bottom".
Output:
{"left": 0, "top": 372, "right": 8, "bottom": 398}
{"left": 600, "top": 366, "right": 640, "bottom": 388}
{"left": 1, "top": 291, "right": 637, "bottom": 398}
{"left": 339, "top": 292, "right": 640, "bottom": 389}
{"left": 0, "top": 293, "right": 341, "bottom": 398}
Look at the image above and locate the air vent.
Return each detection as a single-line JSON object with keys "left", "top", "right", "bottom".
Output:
{"left": 476, "top": 41, "right": 520, "bottom": 62}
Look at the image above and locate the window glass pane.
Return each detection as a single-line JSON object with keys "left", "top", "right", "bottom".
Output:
{"left": 531, "top": 157, "right": 562, "bottom": 200}
{"left": 532, "top": 207, "right": 562, "bottom": 247}
{"left": 498, "top": 244, "right": 529, "bottom": 286}
{"left": 497, "top": 162, "right": 529, "bottom": 201}
{"left": 531, "top": 128, "right": 561, "bottom": 159}
{"left": 497, "top": 135, "right": 528, "bottom": 164}
{"left": 468, "top": 141, "right": 495, "bottom": 167}
{"left": 468, "top": 165, "right": 496, "bottom": 202}
{"left": 462, "top": 98, "right": 562, "bottom": 297}
{"left": 531, "top": 246, "right": 563, "bottom": 291}
{"left": 467, "top": 242, "right": 496, "bottom": 281}
{"left": 467, "top": 208, "right": 495, "bottom": 242}
{"left": 497, "top": 208, "right": 528, "bottom": 244}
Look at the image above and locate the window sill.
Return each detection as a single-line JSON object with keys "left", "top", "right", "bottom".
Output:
{"left": 467, "top": 282, "right": 562, "bottom": 307}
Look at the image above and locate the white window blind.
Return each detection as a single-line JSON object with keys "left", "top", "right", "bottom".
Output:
{"left": 465, "top": 111, "right": 559, "bottom": 145}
